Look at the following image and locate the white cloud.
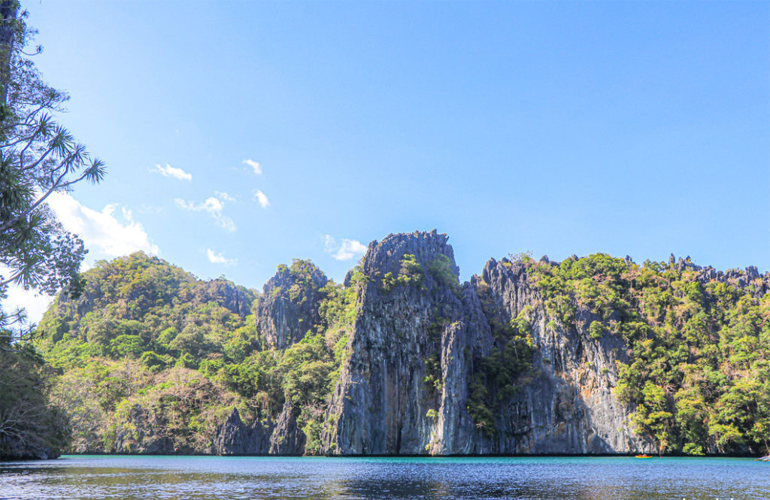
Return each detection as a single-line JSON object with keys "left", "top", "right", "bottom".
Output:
{"left": 336, "top": 239, "right": 367, "bottom": 260}
{"left": 2, "top": 284, "right": 54, "bottom": 326}
{"left": 206, "top": 249, "right": 237, "bottom": 265}
{"left": 175, "top": 196, "right": 236, "bottom": 232}
{"left": 151, "top": 163, "right": 192, "bottom": 182}
{"left": 243, "top": 159, "right": 262, "bottom": 175}
{"left": 4, "top": 194, "right": 158, "bottom": 325}
{"left": 253, "top": 190, "right": 270, "bottom": 208}
{"left": 47, "top": 192, "right": 160, "bottom": 257}
{"left": 215, "top": 191, "right": 236, "bottom": 202}
{"left": 323, "top": 235, "right": 336, "bottom": 253}
{"left": 323, "top": 235, "right": 367, "bottom": 261}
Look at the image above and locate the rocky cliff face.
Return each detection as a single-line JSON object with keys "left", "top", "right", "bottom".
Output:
{"left": 256, "top": 261, "right": 327, "bottom": 350}
{"left": 317, "top": 231, "right": 655, "bottom": 455}
{"left": 195, "top": 279, "right": 256, "bottom": 318}
{"left": 212, "top": 404, "right": 307, "bottom": 456}
{"left": 473, "top": 258, "right": 655, "bottom": 454}
{"left": 213, "top": 408, "right": 270, "bottom": 455}
{"left": 41, "top": 235, "right": 766, "bottom": 457}
{"left": 322, "top": 231, "right": 484, "bottom": 454}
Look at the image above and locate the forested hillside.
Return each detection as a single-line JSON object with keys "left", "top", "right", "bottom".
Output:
{"left": 524, "top": 253, "right": 770, "bottom": 455}
{"left": 35, "top": 252, "right": 357, "bottom": 454}
{"left": 33, "top": 233, "right": 770, "bottom": 457}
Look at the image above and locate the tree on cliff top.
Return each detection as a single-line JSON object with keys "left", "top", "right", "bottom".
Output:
{"left": 0, "top": 0, "right": 105, "bottom": 341}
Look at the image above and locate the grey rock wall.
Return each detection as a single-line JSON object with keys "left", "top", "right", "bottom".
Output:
{"left": 256, "top": 262, "right": 327, "bottom": 350}
{"left": 476, "top": 258, "right": 655, "bottom": 454}
{"left": 213, "top": 404, "right": 305, "bottom": 456}
{"left": 322, "top": 231, "right": 655, "bottom": 455}
{"left": 217, "top": 231, "right": 767, "bottom": 456}
{"left": 213, "top": 408, "right": 270, "bottom": 455}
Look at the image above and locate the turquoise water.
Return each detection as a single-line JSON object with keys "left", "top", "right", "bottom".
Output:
{"left": 0, "top": 455, "right": 768, "bottom": 499}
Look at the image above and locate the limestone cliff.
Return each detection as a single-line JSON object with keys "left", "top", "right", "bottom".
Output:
{"left": 256, "top": 260, "right": 327, "bottom": 350}
{"left": 471, "top": 258, "right": 655, "bottom": 454}
{"left": 322, "top": 231, "right": 485, "bottom": 454}
{"left": 319, "top": 231, "right": 655, "bottom": 455}
{"left": 35, "top": 235, "right": 769, "bottom": 457}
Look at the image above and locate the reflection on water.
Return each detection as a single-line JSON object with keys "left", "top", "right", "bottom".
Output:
{"left": 1, "top": 456, "right": 768, "bottom": 500}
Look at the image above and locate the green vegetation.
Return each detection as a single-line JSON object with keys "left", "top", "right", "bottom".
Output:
{"left": 0, "top": 4, "right": 105, "bottom": 311}
{"left": 525, "top": 253, "right": 770, "bottom": 455}
{"left": 34, "top": 253, "right": 362, "bottom": 455}
{"left": 381, "top": 254, "right": 426, "bottom": 293}
{"left": 467, "top": 281, "right": 536, "bottom": 436}
{"left": 423, "top": 351, "right": 442, "bottom": 392}
{"left": 466, "top": 325, "right": 535, "bottom": 435}
{"left": 0, "top": 348, "right": 70, "bottom": 458}
{"left": 426, "top": 255, "right": 462, "bottom": 298}
{"left": 0, "top": 4, "right": 105, "bottom": 459}
{"left": 20, "top": 244, "right": 770, "bottom": 457}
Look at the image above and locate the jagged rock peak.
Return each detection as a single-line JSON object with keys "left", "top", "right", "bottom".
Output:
{"left": 213, "top": 408, "right": 271, "bottom": 456}
{"left": 363, "top": 229, "right": 457, "bottom": 276}
{"left": 196, "top": 278, "right": 255, "bottom": 318}
{"left": 262, "top": 259, "right": 328, "bottom": 295}
{"left": 257, "top": 259, "right": 328, "bottom": 350}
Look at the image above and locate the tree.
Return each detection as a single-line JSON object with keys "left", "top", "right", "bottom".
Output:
{"left": 0, "top": 1, "right": 106, "bottom": 459}
{"left": 0, "top": 1, "right": 105, "bottom": 341}
{"left": 0, "top": 349, "right": 70, "bottom": 458}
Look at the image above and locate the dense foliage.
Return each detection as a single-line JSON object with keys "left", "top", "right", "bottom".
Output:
{"left": 1, "top": 3, "right": 104, "bottom": 317}
{"left": 526, "top": 253, "right": 770, "bottom": 455}
{"left": 381, "top": 253, "right": 426, "bottom": 293}
{"left": 32, "top": 248, "right": 770, "bottom": 457}
{"left": 35, "top": 253, "right": 361, "bottom": 455}
{"left": 0, "top": 347, "right": 69, "bottom": 458}
{"left": 0, "top": 1, "right": 105, "bottom": 460}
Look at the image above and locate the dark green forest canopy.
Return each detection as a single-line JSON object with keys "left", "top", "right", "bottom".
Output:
{"left": 32, "top": 251, "right": 770, "bottom": 456}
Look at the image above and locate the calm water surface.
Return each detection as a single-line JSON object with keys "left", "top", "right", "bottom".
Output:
{"left": 1, "top": 455, "right": 768, "bottom": 500}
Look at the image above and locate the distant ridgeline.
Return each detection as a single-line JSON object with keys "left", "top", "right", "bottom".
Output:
{"left": 35, "top": 231, "right": 770, "bottom": 456}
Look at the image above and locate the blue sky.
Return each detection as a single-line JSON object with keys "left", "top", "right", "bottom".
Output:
{"left": 8, "top": 1, "right": 769, "bottom": 320}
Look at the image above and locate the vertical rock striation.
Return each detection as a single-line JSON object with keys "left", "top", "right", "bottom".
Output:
{"left": 322, "top": 231, "right": 495, "bottom": 455}
{"left": 213, "top": 408, "right": 270, "bottom": 455}
{"left": 474, "top": 258, "right": 655, "bottom": 454}
{"left": 323, "top": 231, "right": 464, "bottom": 454}
{"left": 256, "top": 261, "right": 327, "bottom": 350}
{"left": 321, "top": 231, "right": 656, "bottom": 455}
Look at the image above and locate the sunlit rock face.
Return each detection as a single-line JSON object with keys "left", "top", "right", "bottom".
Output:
{"left": 472, "top": 258, "right": 655, "bottom": 454}
{"left": 322, "top": 230, "right": 485, "bottom": 455}
{"left": 213, "top": 408, "right": 270, "bottom": 456}
{"left": 213, "top": 404, "right": 305, "bottom": 457}
{"left": 53, "top": 233, "right": 767, "bottom": 457}
{"left": 319, "top": 230, "right": 654, "bottom": 456}
{"left": 256, "top": 261, "right": 327, "bottom": 350}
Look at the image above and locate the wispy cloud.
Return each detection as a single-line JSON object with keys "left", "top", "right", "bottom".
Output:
{"left": 151, "top": 163, "right": 192, "bottom": 182}
{"left": 175, "top": 196, "right": 236, "bottom": 232}
{"left": 215, "top": 191, "right": 236, "bottom": 202}
{"left": 323, "top": 235, "right": 367, "bottom": 261}
{"left": 206, "top": 249, "right": 237, "bottom": 265}
{"left": 46, "top": 192, "right": 160, "bottom": 257}
{"left": 243, "top": 159, "right": 262, "bottom": 175}
{"left": 253, "top": 190, "right": 270, "bottom": 208}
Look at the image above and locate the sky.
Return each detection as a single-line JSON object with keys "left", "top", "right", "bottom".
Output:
{"left": 6, "top": 1, "right": 770, "bottom": 323}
